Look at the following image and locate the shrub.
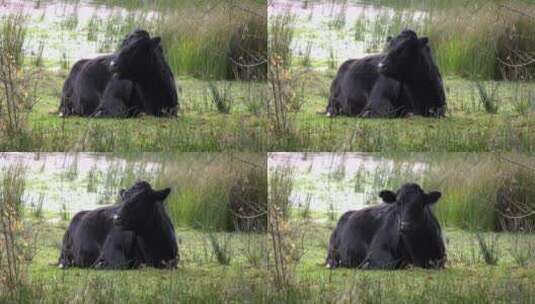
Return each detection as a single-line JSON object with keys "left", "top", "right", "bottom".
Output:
{"left": 229, "top": 166, "right": 268, "bottom": 232}
{"left": 0, "top": 12, "right": 40, "bottom": 137}
{"left": 0, "top": 164, "right": 36, "bottom": 298}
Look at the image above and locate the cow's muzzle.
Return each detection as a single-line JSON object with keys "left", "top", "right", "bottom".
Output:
{"left": 109, "top": 60, "right": 119, "bottom": 74}
{"left": 112, "top": 214, "right": 123, "bottom": 226}
{"left": 400, "top": 220, "right": 412, "bottom": 232}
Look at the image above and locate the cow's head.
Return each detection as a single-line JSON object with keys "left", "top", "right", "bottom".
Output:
{"left": 113, "top": 181, "right": 171, "bottom": 231}
{"left": 377, "top": 29, "right": 430, "bottom": 80}
{"left": 119, "top": 29, "right": 151, "bottom": 49}
{"left": 379, "top": 183, "right": 441, "bottom": 233}
{"left": 109, "top": 29, "right": 162, "bottom": 79}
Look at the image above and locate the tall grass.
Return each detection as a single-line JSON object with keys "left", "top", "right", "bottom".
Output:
{"left": 268, "top": 12, "right": 297, "bottom": 135}
{"left": 47, "top": 0, "right": 266, "bottom": 80}
{"left": 0, "top": 12, "right": 40, "bottom": 137}
{"left": 159, "top": 0, "right": 267, "bottom": 80}
{"left": 268, "top": 167, "right": 297, "bottom": 288}
{"left": 0, "top": 164, "right": 36, "bottom": 300}
{"left": 423, "top": 1, "right": 535, "bottom": 80}
{"left": 424, "top": 154, "right": 535, "bottom": 232}
{"left": 163, "top": 153, "right": 267, "bottom": 231}
{"left": 295, "top": 0, "right": 535, "bottom": 80}
{"left": 288, "top": 153, "right": 535, "bottom": 231}
{"left": 354, "top": 153, "right": 535, "bottom": 231}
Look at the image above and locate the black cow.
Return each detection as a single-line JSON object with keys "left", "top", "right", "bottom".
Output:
{"left": 58, "top": 181, "right": 179, "bottom": 269}
{"left": 59, "top": 29, "right": 178, "bottom": 118}
{"left": 325, "top": 183, "right": 446, "bottom": 269}
{"left": 109, "top": 31, "right": 178, "bottom": 117}
{"left": 327, "top": 29, "right": 446, "bottom": 118}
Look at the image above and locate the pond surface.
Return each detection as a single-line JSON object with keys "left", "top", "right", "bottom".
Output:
{"left": 0, "top": 153, "right": 161, "bottom": 215}
{"left": 0, "top": 0, "right": 157, "bottom": 69}
{"left": 268, "top": 0, "right": 425, "bottom": 70}
{"left": 269, "top": 153, "right": 426, "bottom": 216}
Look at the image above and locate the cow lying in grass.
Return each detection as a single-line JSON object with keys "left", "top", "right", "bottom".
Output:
{"left": 59, "top": 29, "right": 178, "bottom": 118}
{"left": 58, "top": 181, "right": 178, "bottom": 269}
{"left": 327, "top": 29, "right": 446, "bottom": 118}
{"left": 326, "top": 183, "right": 446, "bottom": 269}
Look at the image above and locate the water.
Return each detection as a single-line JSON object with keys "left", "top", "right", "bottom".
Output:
{"left": 269, "top": 0, "right": 425, "bottom": 70}
{"left": 0, "top": 0, "right": 158, "bottom": 69}
{"left": 269, "top": 153, "right": 426, "bottom": 215}
{"left": 0, "top": 153, "right": 161, "bottom": 214}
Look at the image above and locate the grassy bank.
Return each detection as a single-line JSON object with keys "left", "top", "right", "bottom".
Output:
{"left": 3, "top": 219, "right": 535, "bottom": 303}
{"left": 1, "top": 70, "right": 534, "bottom": 152}
{"left": 265, "top": 1, "right": 535, "bottom": 153}
{"left": 276, "top": 220, "right": 535, "bottom": 303}
{"left": 1, "top": 220, "right": 270, "bottom": 303}
{"left": 0, "top": 154, "right": 270, "bottom": 302}
{"left": 268, "top": 160, "right": 535, "bottom": 302}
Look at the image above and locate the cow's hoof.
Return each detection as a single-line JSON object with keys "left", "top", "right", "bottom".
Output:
{"left": 58, "top": 263, "right": 64, "bottom": 269}
{"left": 326, "top": 112, "right": 332, "bottom": 118}
{"left": 58, "top": 112, "right": 64, "bottom": 118}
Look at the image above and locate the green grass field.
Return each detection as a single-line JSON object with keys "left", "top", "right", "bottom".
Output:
{"left": 280, "top": 71, "right": 535, "bottom": 152}
{"left": 6, "top": 217, "right": 535, "bottom": 303}
{"left": 2, "top": 69, "right": 534, "bottom": 152}
{"left": 278, "top": 219, "right": 535, "bottom": 303}
{"left": 0, "top": 70, "right": 271, "bottom": 151}
{"left": 5, "top": 218, "right": 270, "bottom": 303}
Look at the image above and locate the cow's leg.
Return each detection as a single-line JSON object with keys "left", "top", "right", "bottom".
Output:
{"left": 95, "top": 231, "right": 137, "bottom": 269}
{"left": 325, "top": 250, "right": 339, "bottom": 269}
{"left": 344, "top": 93, "right": 367, "bottom": 116}
{"left": 325, "top": 231, "right": 341, "bottom": 268}
{"left": 78, "top": 95, "right": 100, "bottom": 117}
{"left": 95, "top": 240, "right": 129, "bottom": 269}
{"left": 58, "top": 250, "right": 71, "bottom": 269}
{"left": 362, "top": 246, "right": 399, "bottom": 269}
{"left": 76, "top": 246, "right": 100, "bottom": 268}
{"left": 58, "top": 230, "right": 73, "bottom": 269}
{"left": 326, "top": 93, "right": 339, "bottom": 117}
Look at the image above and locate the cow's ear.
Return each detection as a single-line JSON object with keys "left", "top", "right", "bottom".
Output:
{"left": 119, "top": 189, "right": 126, "bottom": 200}
{"left": 418, "top": 37, "right": 429, "bottom": 47}
{"left": 425, "top": 191, "right": 441, "bottom": 205}
{"left": 379, "top": 190, "right": 397, "bottom": 204}
{"left": 154, "top": 188, "right": 171, "bottom": 201}
{"left": 151, "top": 37, "right": 161, "bottom": 47}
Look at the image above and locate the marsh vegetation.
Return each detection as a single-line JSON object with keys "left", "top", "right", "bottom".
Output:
{"left": 267, "top": 152, "right": 535, "bottom": 302}
{"left": 0, "top": 153, "right": 270, "bottom": 303}
{"left": 268, "top": 0, "right": 535, "bottom": 151}
{"left": 0, "top": 0, "right": 268, "bottom": 151}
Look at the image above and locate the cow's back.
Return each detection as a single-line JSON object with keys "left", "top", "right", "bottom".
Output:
{"left": 61, "top": 55, "right": 114, "bottom": 116}
{"left": 59, "top": 59, "right": 90, "bottom": 116}
{"left": 328, "top": 204, "right": 395, "bottom": 267}
{"left": 329, "top": 54, "right": 383, "bottom": 116}
{"left": 59, "top": 206, "right": 118, "bottom": 267}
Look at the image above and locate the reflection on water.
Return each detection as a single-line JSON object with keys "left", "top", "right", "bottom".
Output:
{"left": 0, "top": 153, "right": 161, "bottom": 215}
{"left": 269, "top": 153, "right": 426, "bottom": 216}
{"left": 269, "top": 0, "right": 425, "bottom": 70}
{"left": 0, "top": 0, "right": 157, "bottom": 68}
